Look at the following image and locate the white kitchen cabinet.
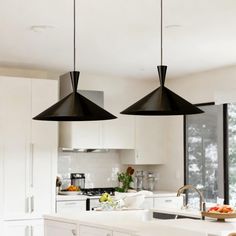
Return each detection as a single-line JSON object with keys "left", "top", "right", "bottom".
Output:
{"left": 120, "top": 116, "right": 167, "bottom": 164}
{"left": 0, "top": 77, "right": 31, "bottom": 219}
{"left": 31, "top": 79, "right": 58, "bottom": 216}
{"left": 79, "top": 225, "right": 132, "bottom": 236}
{"left": 80, "top": 225, "right": 112, "bottom": 236}
{"left": 141, "top": 198, "right": 154, "bottom": 209}
{"left": 3, "top": 219, "right": 43, "bottom": 236}
{"left": 60, "top": 121, "right": 102, "bottom": 149}
{"left": 103, "top": 116, "right": 135, "bottom": 149}
{"left": 45, "top": 220, "right": 77, "bottom": 236}
{"left": 57, "top": 200, "right": 86, "bottom": 214}
{"left": 0, "top": 76, "right": 58, "bottom": 219}
{"left": 60, "top": 116, "right": 135, "bottom": 149}
{"left": 153, "top": 196, "right": 183, "bottom": 209}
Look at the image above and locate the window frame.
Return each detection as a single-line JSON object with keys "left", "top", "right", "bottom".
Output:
{"left": 183, "top": 102, "right": 229, "bottom": 204}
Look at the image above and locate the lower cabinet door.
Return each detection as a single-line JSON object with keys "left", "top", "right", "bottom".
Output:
{"left": 45, "top": 220, "right": 77, "bottom": 236}
{"left": 141, "top": 198, "right": 154, "bottom": 209}
{"left": 80, "top": 225, "right": 112, "bottom": 236}
{"left": 3, "top": 219, "right": 43, "bottom": 236}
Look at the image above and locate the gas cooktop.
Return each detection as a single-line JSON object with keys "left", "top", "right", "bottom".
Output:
{"left": 82, "top": 187, "right": 115, "bottom": 196}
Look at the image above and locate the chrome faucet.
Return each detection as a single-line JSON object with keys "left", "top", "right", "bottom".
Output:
{"left": 177, "top": 184, "right": 206, "bottom": 220}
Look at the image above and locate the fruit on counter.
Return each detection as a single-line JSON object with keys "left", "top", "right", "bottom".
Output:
{"left": 207, "top": 204, "right": 234, "bottom": 213}
{"left": 99, "top": 192, "right": 113, "bottom": 203}
{"left": 66, "top": 185, "right": 80, "bottom": 191}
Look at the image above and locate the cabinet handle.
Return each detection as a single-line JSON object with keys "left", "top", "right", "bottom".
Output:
{"left": 25, "top": 226, "right": 30, "bottom": 236}
{"left": 72, "top": 229, "right": 77, "bottom": 236}
{"left": 30, "top": 143, "right": 34, "bottom": 188}
{"left": 25, "top": 197, "right": 30, "bottom": 213}
{"left": 31, "top": 196, "right": 34, "bottom": 213}
{"left": 64, "top": 202, "right": 77, "bottom": 205}
{"left": 164, "top": 199, "right": 172, "bottom": 203}
{"left": 30, "top": 226, "right": 33, "bottom": 236}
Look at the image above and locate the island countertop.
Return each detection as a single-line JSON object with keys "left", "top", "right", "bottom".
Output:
{"left": 44, "top": 210, "right": 236, "bottom": 236}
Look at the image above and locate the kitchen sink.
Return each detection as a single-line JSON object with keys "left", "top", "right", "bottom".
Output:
{"left": 153, "top": 212, "right": 200, "bottom": 220}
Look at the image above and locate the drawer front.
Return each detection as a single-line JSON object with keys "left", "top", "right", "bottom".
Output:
{"left": 45, "top": 220, "right": 77, "bottom": 236}
{"left": 154, "top": 196, "right": 183, "bottom": 209}
{"left": 80, "top": 225, "right": 112, "bottom": 236}
{"left": 57, "top": 200, "right": 86, "bottom": 214}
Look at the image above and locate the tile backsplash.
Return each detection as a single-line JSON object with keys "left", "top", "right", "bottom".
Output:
{"left": 58, "top": 150, "right": 122, "bottom": 188}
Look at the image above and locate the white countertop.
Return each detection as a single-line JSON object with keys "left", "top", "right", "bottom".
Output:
{"left": 44, "top": 210, "right": 236, "bottom": 236}
{"left": 57, "top": 195, "right": 93, "bottom": 201}
{"left": 56, "top": 190, "right": 178, "bottom": 201}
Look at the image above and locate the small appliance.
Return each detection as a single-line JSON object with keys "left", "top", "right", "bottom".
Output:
{"left": 70, "top": 173, "right": 85, "bottom": 189}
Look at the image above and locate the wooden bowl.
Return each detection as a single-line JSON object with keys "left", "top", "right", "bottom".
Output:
{"left": 201, "top": 211, "right": 236, "bottom": 222}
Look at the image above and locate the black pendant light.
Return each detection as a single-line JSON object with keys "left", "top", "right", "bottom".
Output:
{"left": 33, "top": 0, "right": 117, "bottom": 121}
{"left": 120, "top": 0, "right": 203, "bottom": 116}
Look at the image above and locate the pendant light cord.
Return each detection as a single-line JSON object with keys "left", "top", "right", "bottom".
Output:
{"left": 73, "top": 0, "right": 76, "bottom": 71}
{"left": 160, "top": 0, "right": 163, "bottom": 65}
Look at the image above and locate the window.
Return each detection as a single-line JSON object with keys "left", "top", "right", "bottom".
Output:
{"left": 185, "top": 103, "right": 236, "bottom": 206}
{"left": 228, "top": 104, "right": 236, "bottom": 205}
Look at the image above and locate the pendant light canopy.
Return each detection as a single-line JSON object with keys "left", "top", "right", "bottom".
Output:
{"left": 120, "top": 0, "right": 203, "bottom": 116}
{"left": 33, "top": 0, "right": 117, "bottom": 121}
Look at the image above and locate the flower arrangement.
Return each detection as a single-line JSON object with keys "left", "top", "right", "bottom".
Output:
{"left": 116, "top": 167, "right": 134, "bottom": 192}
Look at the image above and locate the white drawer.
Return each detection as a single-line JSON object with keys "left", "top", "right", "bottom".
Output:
{"left": 154, "top": 196, "right": 183, "bottom": 209}
{"left": 80, "top": 225, "right": 112, "bottom": 236}
{"left": 57, "top": 200, "right": 86, "bottom": 214}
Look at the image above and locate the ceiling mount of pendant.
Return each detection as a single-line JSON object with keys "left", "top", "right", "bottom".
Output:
{"left": 33, "top": 0, "right": 117, "bottom": 121}
{"left": 120, "top": 0, "right": 203, "bottom": 116}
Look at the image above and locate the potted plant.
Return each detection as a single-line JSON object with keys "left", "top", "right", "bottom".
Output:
{"left": 116, "top": 167, "right": 134, "bottom": 192}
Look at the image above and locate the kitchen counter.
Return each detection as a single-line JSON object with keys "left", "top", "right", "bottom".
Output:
{"left": 57, "top": 194, "right": 96, "bottom": 201}
{"left": 151, "top": 190, "right": 178, "bottom": 197}
{"left": 44, "top": 210, "right": 236, "bottom": 236}
{"left": 56, "top": 190, "right": 177, "bottom": 201}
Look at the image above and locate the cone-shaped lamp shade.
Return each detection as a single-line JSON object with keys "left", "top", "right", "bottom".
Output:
{"left": 33, "top": 71, "right": 117, "bottom": 121}
{"left": 120, "top": 66, "right": 203, "bottom": 116}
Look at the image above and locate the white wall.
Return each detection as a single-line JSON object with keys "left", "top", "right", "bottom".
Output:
{"left": 58, "top": 151, "right": 153, "bottom": 189}
{"left": 58, "top": 150, "right": 122, "bottom": 188}
{"left": 152, "top": 65, "right": 236, "bottom": 191}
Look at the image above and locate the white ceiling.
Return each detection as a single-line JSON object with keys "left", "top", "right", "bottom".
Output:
{"left": 1, "top": 0, "right": 236, "bottom": 79}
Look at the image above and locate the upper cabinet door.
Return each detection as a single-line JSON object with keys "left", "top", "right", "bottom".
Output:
{"left": 102, "top": 88, "right": 135, "bottom": 149}
{"left": 121, "top": 117, "right": 166, "bottom": 165}
{"left": 135, "top": 116, "right": 166, "bottom": 164}
{"left": 31, "top": 79, "right": 58, "bottom": 216}
{"left": 103, "top": 116, "right": 135, "bottom": 149}
{"left": 31, "top": 79, "right": 58, "bottom": 146}
{"left": 0, "top": 77, "right": 31, "bottom": 218}
{"left": 60, "top": 121, "right": 103, "bottom": 149}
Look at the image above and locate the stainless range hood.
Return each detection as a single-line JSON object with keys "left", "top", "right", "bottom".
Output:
{"left": 59, "top": 73, "right": 109, "bottom": 151}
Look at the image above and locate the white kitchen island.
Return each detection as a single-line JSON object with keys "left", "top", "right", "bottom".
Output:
{"left": 44, "top": 210, "right": 236, "bottom": 236}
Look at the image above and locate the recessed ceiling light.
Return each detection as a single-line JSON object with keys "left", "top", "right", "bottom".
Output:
{"left": 30, "top": 25, "right": 55, "bottom": 32}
